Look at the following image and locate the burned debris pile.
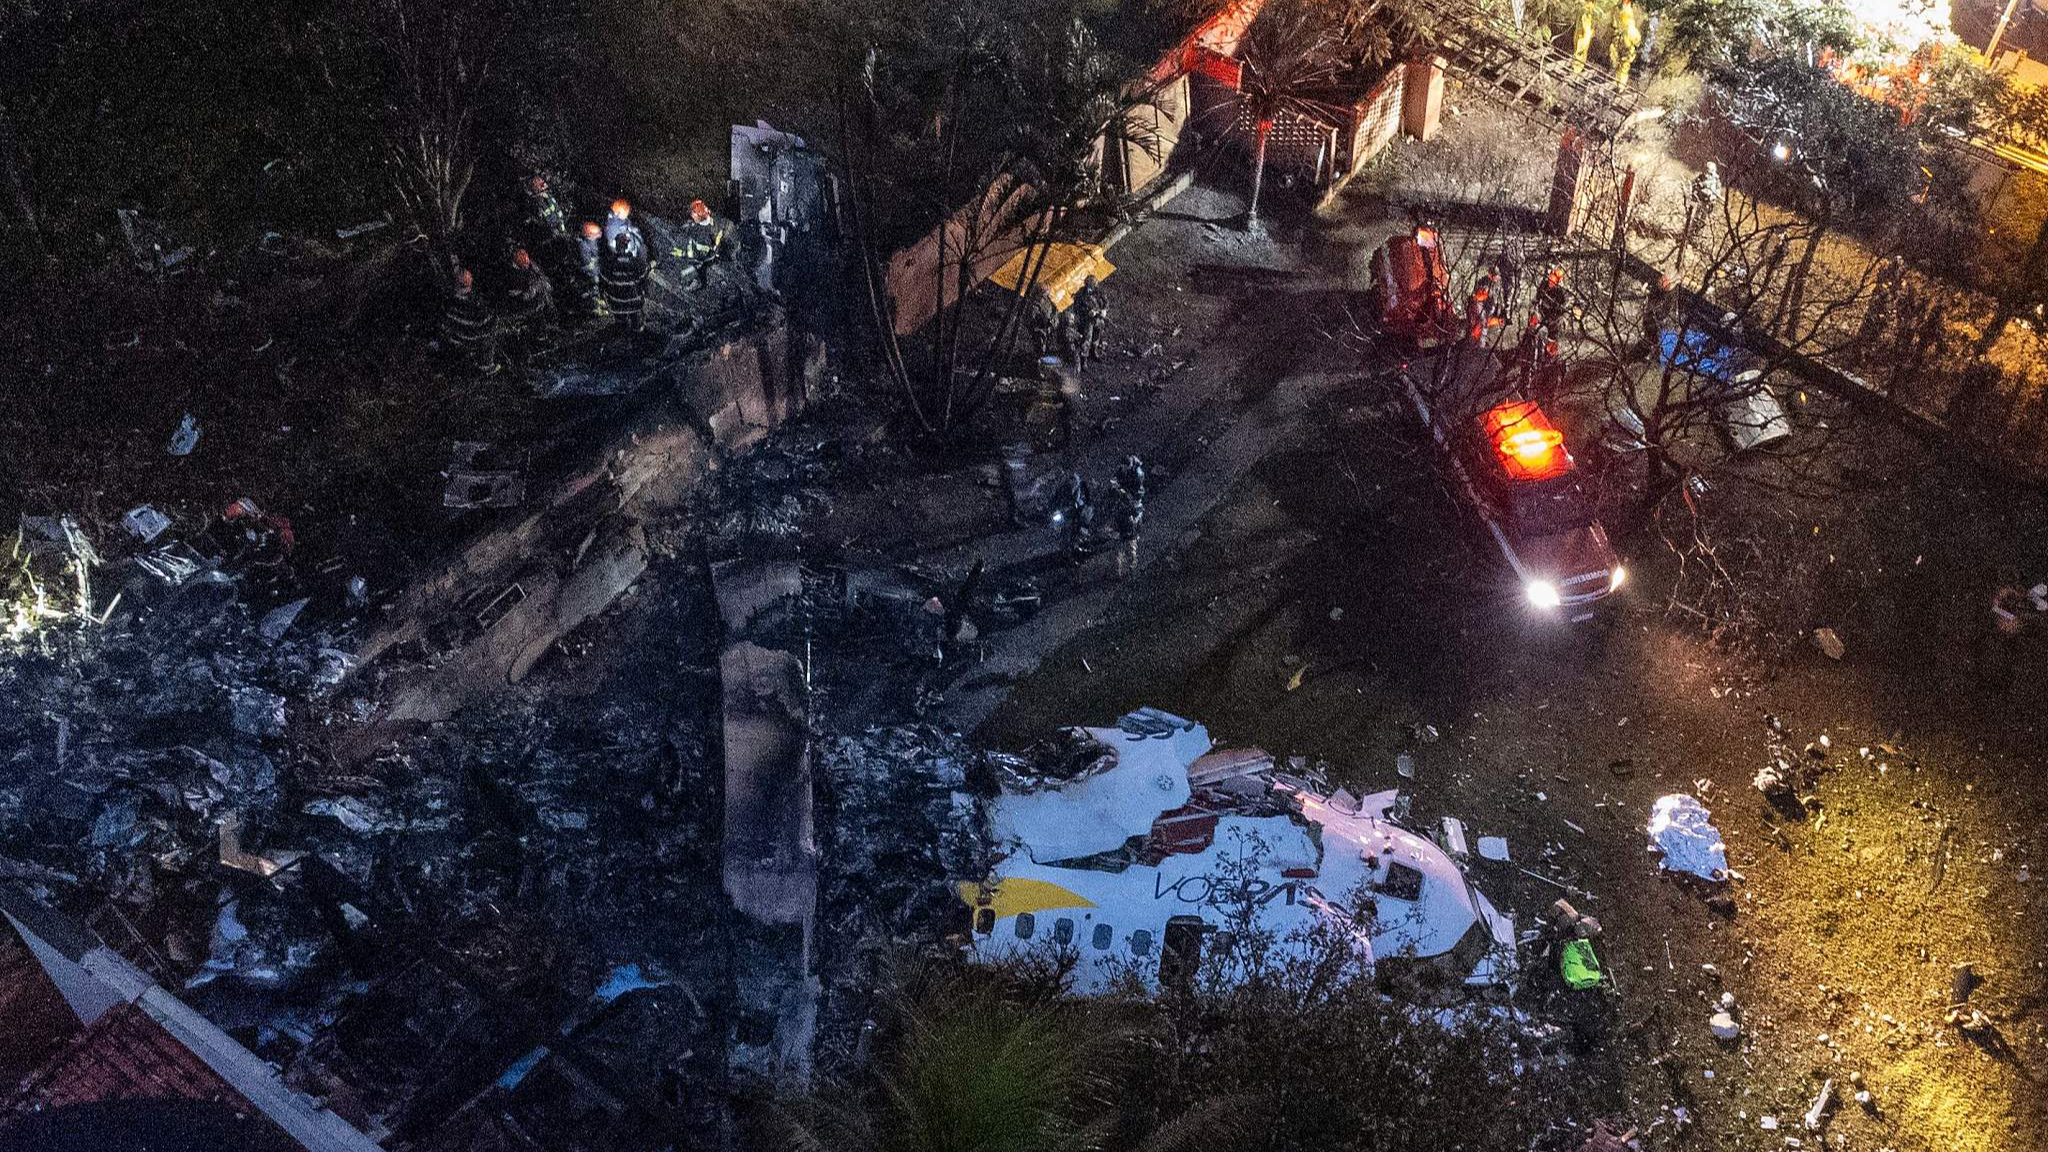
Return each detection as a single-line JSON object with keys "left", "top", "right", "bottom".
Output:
{"left": 1, "top": 503, "right": 743, "bottom": 1146}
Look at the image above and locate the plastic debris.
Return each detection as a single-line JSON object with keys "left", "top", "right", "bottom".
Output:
{"left": 1477, "top": 836, "right": 1510, "bottom": 861}
{"left": 259, "top": 598, "right": 309, "bottom": 642}
{"left": 1647, "top": 794, "right": 1728, "bottom": 881}
{"left": 167, "top": 412, "right": 201, "bottom": 455}
{"left": 122, "top": 504, "right": 172, "bottom": 542}
{"left": 1559, "top": 938, "right": 1604, "bottom": 989}
{"left": 1804, "top": 1079, "right": 1835, "bottom": 1131}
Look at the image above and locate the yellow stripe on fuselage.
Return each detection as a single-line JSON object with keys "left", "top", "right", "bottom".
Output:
{"left": 956, "top": 876, "right": 1098, "bottom": 921}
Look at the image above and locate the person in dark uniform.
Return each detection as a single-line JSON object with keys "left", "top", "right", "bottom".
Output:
{"left": 573, "top": 221, "right": 607, "bottom": 317}
{"left": 438, "top": 267, "right": 498, "bottom": 375}
{"left": 525, "top": 176, "right": 569, "bottom": 244}
{"left": 1028, "top": 286, "right": 1062, "bottom": 358}
{"left": 1070, "top": 276, "right": 1109, "bottom": 369}
{"left": 674, "top": 198, "right": 735, "bottom": 291}
{"left": 600, "top": 231, "right": 651, "bottom": 330}
{"left": 1535, "top": 267, "right": 1569, "bottom": 333}
{"left": 502, "top": 248, "right": 555, "bottom": 353}
{"left": 1111, "top": 455, "right": 1145, "bottom": 578}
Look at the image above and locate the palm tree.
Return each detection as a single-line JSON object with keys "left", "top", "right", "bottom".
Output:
{"left": 774, "top": 969, "right": 1229, "bottom": 1152}
{"left": 1233, "top": 0, "right": 1345, "bottom": 231}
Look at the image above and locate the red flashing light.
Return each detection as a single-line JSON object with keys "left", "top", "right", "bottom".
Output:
{"left": 1480, "top": 401, "right": 1573, "bottom": 481}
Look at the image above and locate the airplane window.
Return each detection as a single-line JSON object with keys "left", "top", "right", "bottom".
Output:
{"left": 975, "top": 908, "right": 994, "bottom": 935}
{"left": 1130, "top": 929, "right": 1152, "bottom": 957}
{"left": 1092, "top": 924, "right": 1112, "bottom": 950}
{"left": 1377, "top": 861, "right": 1425, "bottom": 902}
{"left": 1054, "top": 918, "right": 1075, "bottom": 945}
{"left": 1016, "top": 912, "right": 1036, "bottom": 939}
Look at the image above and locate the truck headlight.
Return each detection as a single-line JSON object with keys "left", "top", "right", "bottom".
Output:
{"left": 1526, "top": 581, "right": 1562, "bottom": 609}
{"left": 1609, "top": 565, "right": 1627, "bottom": 591}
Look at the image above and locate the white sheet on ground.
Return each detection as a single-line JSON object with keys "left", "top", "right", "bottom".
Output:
{"left": 1647, "top": 794, "right": 1728, "bottom": 881}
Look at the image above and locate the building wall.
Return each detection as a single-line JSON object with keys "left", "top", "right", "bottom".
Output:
{"left": 1121, "top": 74, "right": 1191, "bottom": 196}
{"left": 1231, "top": 103, "right": 1340, "bottom": 186}
{"left": 1345, "top": 70, "right": 1407, "bottom": 177}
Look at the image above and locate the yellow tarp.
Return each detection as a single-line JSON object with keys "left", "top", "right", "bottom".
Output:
{"left": 991, "top": 242, "right": 1116, "bottom": 312}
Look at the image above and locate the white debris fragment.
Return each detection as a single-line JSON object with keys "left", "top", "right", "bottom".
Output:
{"left": 123, "top": 504, "right": 172, "bottom": 542}
{"left": 1804, "top": 1078, "right": 1835, "bottom": 1131}
{"left": 1647, "top": 794, "right": 1728, "bottom": 881}
{"left": 1477, "top": 836, "right": 1511, "bottom": 861}
{"left": 1709, "top": 1011, "right": 1740, "bottom": 1040}
{"left": 1760, "top": 1116, "right": 1779, "bottom": 1131}
{"left": 167, "top": 412, "right": 201, "bottom": 455}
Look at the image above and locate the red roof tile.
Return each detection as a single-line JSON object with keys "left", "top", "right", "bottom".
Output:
{"left": 4, "top": 1002, "right": 257, "bottom": 1116}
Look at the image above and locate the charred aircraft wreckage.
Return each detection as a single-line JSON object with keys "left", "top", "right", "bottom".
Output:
{"left": 959, "top": 708, "right": 1517, "bottom": 994}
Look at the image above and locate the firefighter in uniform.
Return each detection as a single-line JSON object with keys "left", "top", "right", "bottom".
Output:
{"left": 1610, "top": 0, "right": 1643, "bottom": 84}
{"left": 574, "top": 221, "right": 607, "bottom": 317}
{"left": 503, "top": 248, "right": 555, "bottom": 347}
{"left": 1535, "top": 267, "right": 1569, "bottom": 333}
{"left": 1572, "top": 0, "right": 1597, "bottom": 72}
{"left": 525, "top": 176, "right": 569, "bottom": 244}
{"left": 604, "top": 198, "right": 645, "bottom": 255}
{"left": 674, "top": 198, "right": 733, "bottom": 291}
{"left": 1027, "top": 286, "right": 1062, "bottom": 358}
{"left": 439, "top": 267, "right": 498, "bottom": 375}
{"left": 600, "top": 230, "right": 652, "bottom": 331}
{"left": 1465, "top": 282, "right": 1501, "bottom": 343}
{"left": 1515, "top": 315, "right": 1548, "bottom": 390}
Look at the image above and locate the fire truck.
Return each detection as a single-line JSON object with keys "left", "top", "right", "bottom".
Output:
{"left": 1401, "top": 346, "right": 1625, "bottom": 622}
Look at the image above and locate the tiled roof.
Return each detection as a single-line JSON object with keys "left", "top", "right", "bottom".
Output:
{"left": 5, "top": 1001, "right": 256, "bottom": 1115}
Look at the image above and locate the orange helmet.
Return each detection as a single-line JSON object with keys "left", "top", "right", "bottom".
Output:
{"left": 610, "top": 199, "right": 631, "bottom": 219}
{"left": 581, "top": 221, "right": 602, "bottom": 240}
{"left": 528, "top": 175, "right": 548, "bottom": 194}
{"left": 455, "top": 268, "right": 474, "bottom": 291}
{"left": 689, "top": 198, "right": 711, "bottom": 222}
{"left": 1545, "top": 268, "right": 1564, "bottom": 286}
{"left": 514, "top": 249, "right": 532, "bottom": 268}
{"left": 1473, "top": 285, "right": 1489, "bottom": 300}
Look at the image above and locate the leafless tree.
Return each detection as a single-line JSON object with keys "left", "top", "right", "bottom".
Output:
{"left": 326, "top": 0, "right": 504, "bottom": 253}
{"left": 836, "top": 0, "right": 1164, "bottom": 437}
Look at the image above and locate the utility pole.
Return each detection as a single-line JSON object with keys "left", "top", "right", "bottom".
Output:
{"left": 1987, "top": 0, "right": 2022, "bottom": 64}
